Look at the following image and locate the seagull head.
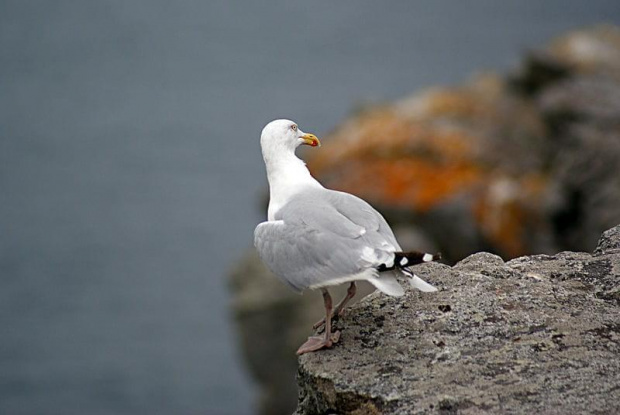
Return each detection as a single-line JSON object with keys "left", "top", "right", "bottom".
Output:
{"left": 260, "top": 119, "right": 321, "bottom": 154}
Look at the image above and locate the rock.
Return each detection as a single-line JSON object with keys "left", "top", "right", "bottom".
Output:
{"left": 295, "top": 225, "right": 620, "bottom": 414}
{"left": 230, "top": 26, "right": 620, "bottom": 414}
{"left": 306, "top": 25, "right": 620, "bottom": 261}
{"left": 595, "top": 224, "right": 620, "bottom": 255}
{"left": 307, "top": 77, "right": 551, "bottom": 261}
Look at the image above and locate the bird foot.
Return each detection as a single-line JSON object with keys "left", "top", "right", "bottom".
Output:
{"left": 296, "top": 331, "right": 341, "bottom": 355}
{"left": 312, "top": 318, "right": 326, "bottom": 330}
{"left": 312, "top": 309, "right": 346, "bottom": 330}
{"left": 313, "top": 315, "right": 333, "bottom": 330}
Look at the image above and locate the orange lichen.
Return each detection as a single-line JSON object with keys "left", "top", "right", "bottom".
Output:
{"left": 317, "top": 156, "right": 483, "bottom": 213}
{"left": 306, "top": 82, "right": 551, "bottom": 259}
{"left": 311, "top": 110, "right": 415, "bottom": 168}
{"left": 310, "top": 110, "right": 484, "bottom": 212}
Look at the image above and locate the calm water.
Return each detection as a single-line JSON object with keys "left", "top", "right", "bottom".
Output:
{"left": 1, "top": 1, "right": 619, "bottom": 414}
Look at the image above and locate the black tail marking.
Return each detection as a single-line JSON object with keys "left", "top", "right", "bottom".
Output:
{"left": 377, "top": 251, "right": 441, "bottom": 272}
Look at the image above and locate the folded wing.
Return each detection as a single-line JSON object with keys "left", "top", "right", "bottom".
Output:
{"left": 254, "top": 188, "right": 405, "bottom": 295}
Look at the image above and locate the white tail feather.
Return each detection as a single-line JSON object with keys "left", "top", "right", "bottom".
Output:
{"left": 409, "top": 274, "right": 438, "bottom": 292}
{"left": 368, "top": 273, "right": 405, "bottom": 297}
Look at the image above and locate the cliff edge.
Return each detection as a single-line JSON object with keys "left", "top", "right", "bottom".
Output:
{"left": 296, "top": 225, "right": 620, "bottom": 414}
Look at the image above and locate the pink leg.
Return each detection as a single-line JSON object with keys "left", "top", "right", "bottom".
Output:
{"left": 313, "top": 282, "right": 357, "bottom": 330}
{"left": 296, "top": 289, "right": 341, "bottom": 355}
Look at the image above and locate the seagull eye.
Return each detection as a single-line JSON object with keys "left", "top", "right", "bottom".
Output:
{"left": 291, "top": 125, "right": 298, "bottom": 132}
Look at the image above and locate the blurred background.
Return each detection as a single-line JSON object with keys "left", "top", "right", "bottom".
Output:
{"left": 2, "top": 1, "right": 620, "bottom": 414}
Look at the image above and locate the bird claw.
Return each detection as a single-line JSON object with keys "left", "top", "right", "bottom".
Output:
{"left": 296, "top": 331, "right": 341, "bottom": 355}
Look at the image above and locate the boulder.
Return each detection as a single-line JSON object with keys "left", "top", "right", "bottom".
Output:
{"left": 230, "top": 26, "right": 620, "bottom": 414}
{"left": 307, "top": 25, "right": 620, "bottom": 261}
{"left": 295, "top": 225, "right": 620, "bottom": 414}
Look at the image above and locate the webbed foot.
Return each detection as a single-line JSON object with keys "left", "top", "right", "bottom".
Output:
{"left": 296, "top": 331, "right": 341, "bottom": 355}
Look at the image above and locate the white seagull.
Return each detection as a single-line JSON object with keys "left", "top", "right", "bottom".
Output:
{"left": 254, "top": 119, "right": 440, "bottom": 355}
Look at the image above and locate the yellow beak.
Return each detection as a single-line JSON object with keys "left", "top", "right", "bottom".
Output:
{"left": 301, "top": 133, "right": 321, "bottom": 147}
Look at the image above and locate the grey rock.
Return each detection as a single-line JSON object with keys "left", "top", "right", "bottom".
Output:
{"left": 307, "top": 25, "right": 620, "bottom": 261}
{"left": 296, "top": 225, "right": 620, "bottom": 415}
{"left": 230, "top": 26, "right": 620, "bottom": 413}
{"left": 595, "top": 224, "right": 620, "bottom": 255}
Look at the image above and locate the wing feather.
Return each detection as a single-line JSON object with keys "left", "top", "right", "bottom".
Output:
{"left": 254, "top": 188, "right": 404, "bottom": 292}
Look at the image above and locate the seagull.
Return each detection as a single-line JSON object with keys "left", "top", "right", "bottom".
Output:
{"left": 254, "top": 119, "right": 440, "bottom": 355}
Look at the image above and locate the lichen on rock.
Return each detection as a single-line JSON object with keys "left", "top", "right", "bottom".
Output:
{"left": 306, "top": 25, "right": 620, "bottom": 261}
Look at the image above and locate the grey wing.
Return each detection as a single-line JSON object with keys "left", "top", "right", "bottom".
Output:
{"left": 254, "top": 217, "right": 371, "bottom": 292}
{"left": 325, "top": 190, "right": 401, "bottom": 251}
{"left": 254, "top": 189, "right": 401, "bottom": 292}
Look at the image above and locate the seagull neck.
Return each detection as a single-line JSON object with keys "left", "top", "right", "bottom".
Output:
{"left": 264, "top": 151, "right": 322, "bottom": 220}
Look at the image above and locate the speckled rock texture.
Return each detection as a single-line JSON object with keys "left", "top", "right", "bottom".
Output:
{"left": 295, "top": 225, "right": 620, "bottom": 415}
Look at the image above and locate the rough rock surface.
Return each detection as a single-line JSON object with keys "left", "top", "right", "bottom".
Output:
{"left": 295, "top": 225, "right": 620, "bottom": 415}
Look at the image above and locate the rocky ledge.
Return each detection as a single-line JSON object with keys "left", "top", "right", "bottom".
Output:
{"left": 231, "top": 26, "right": 620, "bottom": 415}
{"left": 295, "top": 225, "right": 620, "bottom": 415}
